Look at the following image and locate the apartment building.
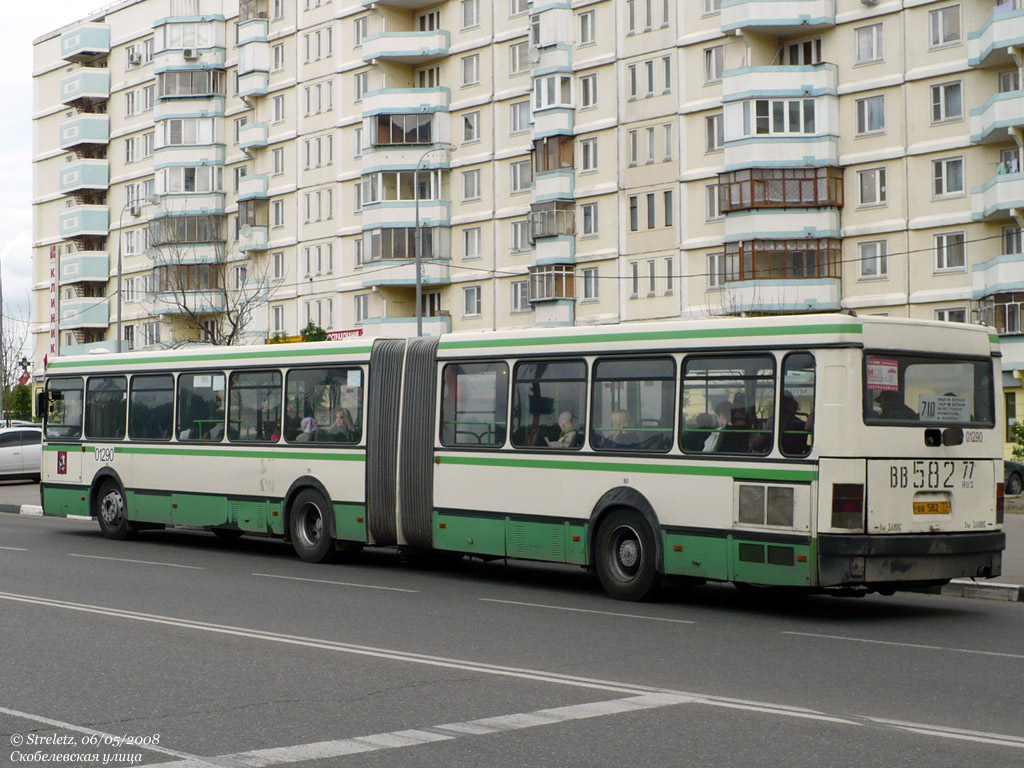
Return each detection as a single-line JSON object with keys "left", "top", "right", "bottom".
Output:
{"left": 31, "top": 0, "right": 1024, "bottom": 451}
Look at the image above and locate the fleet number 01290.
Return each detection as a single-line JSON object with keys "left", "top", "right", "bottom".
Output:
{"left": 889, "top": 460, "right": 975, "bottom": 489}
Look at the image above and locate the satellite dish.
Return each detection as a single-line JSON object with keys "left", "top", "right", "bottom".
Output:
{"left": 528, "top": 46, "right": 540, "bottom": 64}
{"left": 240, "top": 224, "right": 252, "bottom": 238}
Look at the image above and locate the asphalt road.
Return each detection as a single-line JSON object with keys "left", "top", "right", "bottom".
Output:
{"left": 1, "top": 511, "right": 1023, "bottom": 768}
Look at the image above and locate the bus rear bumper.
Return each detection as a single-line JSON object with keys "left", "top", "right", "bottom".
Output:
{"left": 817, "top": 531, "right": 1005, "bottom": 588}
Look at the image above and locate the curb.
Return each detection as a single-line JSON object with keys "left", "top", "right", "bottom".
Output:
{"left": 0, "top": 503, "right": 43, "bottom": 516}
{"left": 941, "top": 579, "right": 1024, "bottom": 602}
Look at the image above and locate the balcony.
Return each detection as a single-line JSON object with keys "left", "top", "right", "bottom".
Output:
{"left": 237, "top": 18, "right": 269, "bottom": 46}
{"left": 361, "top": 0, "right": 439, "bottom": 10}
{"left": 973, "top": 252, "right": 1024, "bottom": 299}
{"left": 237, "top": 174, "right": 269, "bottom": 201}
{"left": 59, "top": 206, "right": 109, "bottom": 239}
{"left": 60, "top": 23, "right": 110, "bottom": 63}
{"left": 238, "top": 71, "right": 269, "bottom": 98}
{"left": 60, "top": 297, "right": 109, "bottom": 329}
{"left": 361, "top": 200, "right": 450, "bottom": 229}
{"left": 237, "top": 37, "right": 269, "bottom": 98}
{"left": 60, "top": 68, "right": 110, "bottom": 110}
{"left": 722, "top": 64, "right": 838, "bottom": 103}
{"left": 59, "top": 159, "right": 109, "bottom": 196}
{"left": 720, "top": 0, "right": 836, "bottom": 34}
{"left": 61, "top": 340, "right": 121, "bottom": 356}
{"left": 972, "top": 171, "right": 1024, "bottom": 220}
{"left": 970, "top": 91, "right": 1024, "bottom": 144}
{"left": 358, "top": 314, "right": 451, "bottom": 337}
{"left": 59, "top": 114, "right": 109, "bottom": 153}
{"left": 362, "top": 88, "right": 449, "bottom": 117}
{"left": 238, "top": 225, "right": 268, "bottom": 252}
{"left": 533, "top": 108, "right": 574, "bottom": 139}
{"left": 723, "top": 238, "right": 842, "bottom": 282}
{"left": 59, "top": 251, "right": 109, "bottom": 285}
{"left": 718, "top": 167, "right": 843, "bottom": 212}
{"left": 969, "top": 5, "right": 1024, "bottom": 68}
{"left": 724, "top": 209, "right": 840, "bottom": 242}
{"left": 238, "top": 121, "right": 268, "bottom": 150}
{"left": 153, "top": 291, "right": 227, "bottom": 316}
{"left": 724, "top": 134, "right": 839, "bottom": 171}
{"left": 530, "top": 201, "right": 575, "bottom": 241}
{"left": 359, "top": 260, "right": 451, "bottom": 288}
{"left": 361, "top": 31, "right": 449, "bottom": 65}
{"left": 716, "top": 281, "right": 842, "bottom": 313}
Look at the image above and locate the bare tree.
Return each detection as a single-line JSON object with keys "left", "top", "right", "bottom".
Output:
{"left": 148, "top": 214, "right": 272, "bottom": 346}
{"left": 0, "top": 308, "right": 31, "bottom": 420}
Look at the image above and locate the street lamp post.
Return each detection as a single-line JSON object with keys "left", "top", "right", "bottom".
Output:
{"left": 414, "top": 144, "right": 450, "bottom": 338}
{"left": 116, "top": 195, "right": 158, "bottom": 352}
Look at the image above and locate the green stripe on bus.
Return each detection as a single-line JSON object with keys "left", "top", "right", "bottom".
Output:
{"left": 438, "top": 323, "right": 862, "bottom": 350}
{"left": 438, "top": 454, "right": 817, "bottom": 482}
{"left": 45, "top": 444, "right": 366, "bottom": 462}
{"left": 46, "top": 345, "right": 374, "bottom": 371}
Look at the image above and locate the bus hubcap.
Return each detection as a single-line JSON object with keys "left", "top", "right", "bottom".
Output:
{"left": 101, "top": 493, "right": 123, "bottom": 525}
{"left": 299, "top": 506, "right": 323, "bottom": 547}
{"left": 618, "top": 538, "right": 640, "bottom": 569}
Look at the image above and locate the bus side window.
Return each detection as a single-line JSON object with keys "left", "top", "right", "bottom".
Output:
{"left": 590, "top": 357, "right": 675, "bottom": 452}
{"left": 680, "top": 355, "right": 775, "bottom": 455}
{"left": 780, "top": 353, "right": 814, "bottom": 457}
{"left": 510, "top": 359, "right": 587, "bottom": 450}
{"left": 284, "top": 367, "right": 364, "bottom": 445}
{"left": 440, "top": 362, "right": 509, "bottom": 448}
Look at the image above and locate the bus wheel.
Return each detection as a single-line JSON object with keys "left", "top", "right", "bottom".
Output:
{"left": 290, "top": 489, "right": 335, "bottom": 563}
{"left": 96, "top": 480, "right": 133, "bottom": 541}
{"left": 595, "top": 509, "right": 661, "bottom": 601}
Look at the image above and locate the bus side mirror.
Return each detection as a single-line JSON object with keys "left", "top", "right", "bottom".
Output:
{"left": 35, "top": 390, "right": 49, "bottom": 417}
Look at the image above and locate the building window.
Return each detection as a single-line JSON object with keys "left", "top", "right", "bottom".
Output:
{"left": 533, "top": 134, "right": 575, "bottom": 174}
{"left": 462, "top": 169, "right": 481, "bottom": 201}
{"left": 999, "top": 69, "right": 1020, "bottom": 93}
{"left": 646, "top": 193, "right": 656, "bottom": 229}
{"left": 272, "top": 43, "right": 285, "bottom": 71}
{"left": 664, "top": 190, "right": 673, "bottom": 227}
{"left": 858, "top": 167, "right": 887, "bottom": 206}
{"left": 628, "top": 64, "right": 638, "bottom": 100}
{"left": 582, "top": 267, "right": 599, "bottom": 299}
{"left": 272, "top": 199, "right": 284, "bottom": 228}
{"left": 462, "top": 0, "right": 479, "bottom": 29}
{"left": 511, "top": 100, "right": 531, "bottom": 134}
{"left": 464, "top": 227, "right": 481, "bottom": 259}
{"left": 1003, "top": 226, "right": 1022, "bottom": 256}
{"left": 934, "top": 231, "right": 966, "bottom": 272}
{"left": 511, "top": 281, "right": 530, "bottom": 313}
{"left": 933, "top": 156, "right": 964, "bottom": 197}
{"left": 629, "top": 196, "right": 639, "bottom": 232}
{"left": 859, "top": 240, "right": 888, "bottom": 280}
{"left": 704, "top": 46, "right": 723, "bottom": 84}
{"left": 744, "top": 98, "right": 816, "bottom": 136}
{"left": 511, "top": 0, "right": 529, "bottom": 16}
{"left": 353, "top": 16, "right": 368, "bottom": 47}
{"left": 273, "top": 94, "right": 285, "bottom": 122}
{"left": 355, "top": 294, "right": 369, "bottom": 324}
{"left": 273, "top": 147, "right": 285, "bottom": 176}
{"left": 463, "top": 111, "right": 479, "bottom": 143}
{"left": 272, "top": 305, "right": 284, "bottom": 333}
{"left": 581, "top": 137, "right": 598, "bottom": 171}
{"left": 534, "top": 74, "right": 572, "bottom": 110}
{"left": 510, "top": 42, "right": 528, "bottom": 75}
{"left": 463, "top": 285, "right": 482, "bottom": 317}
{"left": 856, "top": 95, "right": 885, "bottom": 135}
{"left": 627, "top": 129, "right": 639, "bottom": 166}
{"left": 663, "top": 56, "right": 672, "bottom": 93}
{"left": 929, "top": 5, "right": 961, "bottom": 49}
{"left": 981, "top": 293, "right": 1024, "bottom": 334}
{"left": 703, "top": 0, "right": 721, "bottom": 14}
{"left": 511, "top": 220, "right": 530, "bottom": 252}
{"left": 931, "top": 82, "right": 962, "bottom": 123}
{"left": 724, "top": 239, "right": 842, "bottom": 281}
{"left": 1007, "top": 392, "right": 1017, "bottom": 441}
{"left": 580, "top": 74, "right": 597, "bottom": 108}
{"left": 529, "top": 264, "right": 575, "bottom": 301}
{"left": 855, "top": 23, "right": 883, "bottom": 64}
{"left": 511, "top": 159, "right": 532, "bottom": 193}
{"left": 707, "top": 252, "right": 724, "bottom": 289}
{"left": 935, "top": 307, "right": 967, "bottom": 323}
{"left": 646, "top": 126, "right": 655, "bottom": 163}
{"left": 354, "top": 72, "right": 368, "bottom": 101}
{"left": 579, "top": 10, "right": 595, "bottom": 45}
{"left": 706, "top": 184, "right": 721, "bottom": 222}
{"left": 706, "top": 113, "right": 724, "bottom": 152}
{"left": 665, "top": 257, "right": 674, "bottom": 294}
{"left": 272, "top": 251, "right": 285, "bottom": 280}
{"left": 581, "top": 202, "right": 598, "bottom": 236}
{"left": 629, "top": 262, "right": 640, "bottom": 297}
{"left": 645, "top": 60, "right": 655, "bottom": 96}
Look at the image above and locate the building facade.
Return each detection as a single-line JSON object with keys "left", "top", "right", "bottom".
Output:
{"left": 31, "top": 0, "right": 1024, "bottom": 451}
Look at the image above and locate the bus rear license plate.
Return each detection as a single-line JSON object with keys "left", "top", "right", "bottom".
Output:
{"left": 913, "top": 501, "right": 950, "bottom": 515}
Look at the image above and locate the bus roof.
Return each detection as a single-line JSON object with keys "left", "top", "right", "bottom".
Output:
{"left": 43, "top": 314, "right": 998, "bottom": 375}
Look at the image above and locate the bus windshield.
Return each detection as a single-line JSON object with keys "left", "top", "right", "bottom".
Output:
{"left": 863, "top": 352, "right": 994, "bottom": 427}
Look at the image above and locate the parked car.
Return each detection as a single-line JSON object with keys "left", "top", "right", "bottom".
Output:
{"left": 0, "top": 426, "right": 41, "bottom": 482}
{"left": 1006, "top": 460, "right": 1024, "bottom": 496}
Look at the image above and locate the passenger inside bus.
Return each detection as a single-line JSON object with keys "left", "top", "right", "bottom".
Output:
{"left": 545, "top": 411, "right": 579, "bottom": 448}
{"left": 328, "top": 409, "right": 356, "bottom": 441}
{"left": 875, "top": 390, "right": 918, "bottom": 420}
{"left": 605, "top": 409, "right": 639, "bottom": 448}
{"left": 294, "top": 416, "right": 317, "bottom": 441}
{"left": 778, "top": 394, "right": 808, "bottom": 454}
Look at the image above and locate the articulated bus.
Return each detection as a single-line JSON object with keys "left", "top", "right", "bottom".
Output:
{"left": 38, "top": 314, "right": 1005, "bottom": 600}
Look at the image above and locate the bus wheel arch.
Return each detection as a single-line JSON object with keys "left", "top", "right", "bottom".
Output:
{"left": 91, "top": 471, "right": 134, "bottom": 541}
{"left": 588, "top": 488, "right": 664, "bottom": 601}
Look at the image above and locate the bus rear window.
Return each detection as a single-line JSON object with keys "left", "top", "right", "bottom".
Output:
{"left": 863, "top": 353, "right": 994, "bottom": 427}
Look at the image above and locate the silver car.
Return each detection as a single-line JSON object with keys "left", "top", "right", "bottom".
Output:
{"left": 0, "top": 426, "right": 42, "bottom": 482}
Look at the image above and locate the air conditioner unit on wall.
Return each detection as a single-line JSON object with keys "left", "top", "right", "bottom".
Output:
{"left": 861, "top": 0, "right": 879, "bottom": 6}
{"left": 182, "top": 48, "right": 199, "bottom": 60}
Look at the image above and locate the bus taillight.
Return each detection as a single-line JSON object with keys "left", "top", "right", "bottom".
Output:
{"left": 997, "top": 482, "right": 1004, "bottom": 525}
{"left": 831, "top": 484, "right": 864, "bottom": 530}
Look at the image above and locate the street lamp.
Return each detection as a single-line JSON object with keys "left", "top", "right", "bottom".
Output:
{"left": 414, "top": 144, "right": 450, "bottom": 338}
{"left": 116, "top": 195, "right": 159, "bottom": 352}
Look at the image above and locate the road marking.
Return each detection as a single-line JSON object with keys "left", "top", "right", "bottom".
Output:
{"left": 1, "top": 591, "right": 1021, "bottom": 752}
{"left": 0, "top": 546, "right": 28, "bottom": 551}
{"left": 252, "top": 572, "right": 419, "bottom": 593}
{"left": 67, "top": 554, "right": 205, "bottom": 570}
{"left": 479, "top": 597, "right": 696, "bottom": 624}
{"left": 0, "top": 705, "right": 209, "bottom": 763}
{"left": 782, "top": 631, "right": 1024, "bottom": 660}
{"left": 142, "top": 693, "right": 690, "bottom": 767}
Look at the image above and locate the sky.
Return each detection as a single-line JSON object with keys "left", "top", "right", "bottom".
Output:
{"left": 4, "top": 1, "right": 114, "bottom": 356}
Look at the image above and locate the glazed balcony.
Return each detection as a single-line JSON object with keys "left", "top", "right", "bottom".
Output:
{"left": 361, "top": 31, "right": 449, "bottom": 65}
{"left": 59, "top": 159, "right": 109, "bottom": 196}
{"left": 60, "top": 23, "right": 110, "bottom": 63}
{"left": 59, "top": 297, "right": 109, "bottom": 329}
{"left": 59, "top": 113, "right": 109, "bottom": 153}
{"left": 969, "top": 4, "right": 1024, "bottom": 68}
{"left": 721, "top": 0, "right": 836, "bottom": 34}
{"left": 60, "top": 68, "right": 110, "bottom": 110}
{"left": 972, "top": 171, "right": 1024, "bottom": 220}
{"left": 59, "top": 251, "right": 109, "bottom": 286}
{"left": 718, "top": 167, "right": 844, "bottom": 212}
{"left": 970, "top": 90, "right": 1024, "bottom": 144}
{"left": 59, "top": 205, "right": 109, "bottom": 239}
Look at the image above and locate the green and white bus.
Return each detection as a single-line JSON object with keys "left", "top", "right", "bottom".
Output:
{"left": 38, "top": 314, "right": 1006, "bottom": 600}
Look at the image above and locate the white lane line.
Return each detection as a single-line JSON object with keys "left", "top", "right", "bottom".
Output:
{"left": 783, "top": 631, "right": 1024, "bottom": 660}
{"left": 866, "top": 717, "right": 1024, "bottom": 748}
{"left": 480, "top": 597, "right": 696, "bottom": 624}
{"left": 252, "top": 572, "right": 419, "bottom": 593}
{"left": 68, "top": 554, "right": 205, "bottom": 570}
{"left": 0, "top": 546, "right": 28, "bottom": 551}
{"left": 0, "top": 705, "right": 209, "bottom": 763}
{"left": 142, "top": 693, "right": 690, "bottom": 768}
{"left": 2, "top": 591, "right": 1022, "bottom": 753}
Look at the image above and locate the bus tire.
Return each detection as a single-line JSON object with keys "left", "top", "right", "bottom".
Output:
{"left": 95, "top": 479, "right": 133, "bottom": 541}
{"left": 289, "top": 489, "right": 335, "bottom": 563}
{"left": 594, "top": 508, "right": 661, "bottom": 601}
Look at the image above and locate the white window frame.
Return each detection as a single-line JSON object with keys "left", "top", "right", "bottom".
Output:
{"left": 464, "top": 226, "right": 481, "bottom": 259}
{"left": 511, "top": 280, "right": 530, "bottom": 313}
{"left": 706, "top": 184, "right": 722, "bottom": 222}
{"left": 858, "top": 167, "right": 887, "bottom": 207}
{"left": 930, "top": 81, "right": 962, "bottom": 124}
{"left": 934, "top": 231, "right": 966, "bottom": 272}
{"left": 929, "top": 5, "right": 961, "bottom": 49}
{"left": 510, "top": 41, "right": 528, "bottom": 75}
{"left": 858, "top": 240, "right": 888, "bottom": 280}
{"left": 856, "top": 95, "right": 885, "bottom": 136}
{"left": 463, "top": 285, "right": 482, "bottom": 317}
{"left": 704, "top": 46, "right": 724, "bottom": 85}
{"left": 932, "top": 156, "right": 964, "bottom": 198}
{"left": 462, "top": 169, "right": 481, "bottom": 201}
{"left": 935, "top": 307, "right": 968, "bottom": 323}
{"left": 855, "top": 23, "right": 884, "bottom": 65}
{"left": 707, "top": 252, "right": 724, "bottom": 289}
{"left": 510, "top": 159, "right": 532, "bottom": 194}
{"left": 582, "top": 267, "right": 599, "bottom": 300}
{"left": 579, "top": 10, "right": 595, "bottom": 45}
{"left": 581, "top": 202, "right": 598, "bottom": 236}
{"left": 463, "top": 111, "right": 480, "bottom": 143}
{"left": 706, "top": 113, "right": 724, "bottom": 153}
{"left": 580, "top": 73, "right": 597, "bottom": 109}
{"left": 581, "top": 137, "right": 598, "bottom": 172}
